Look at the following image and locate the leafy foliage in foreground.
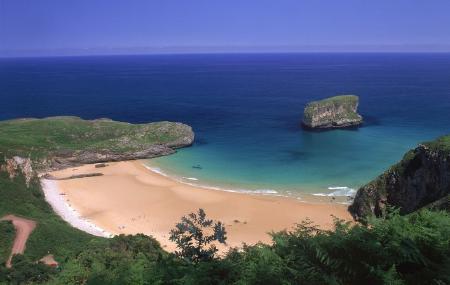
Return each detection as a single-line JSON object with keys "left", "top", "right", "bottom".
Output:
{"left": 0, "top": 255, "right": 57, "bottom": 285}
{"left": 2, "top": 209, "right": 446, "bottom": 285}
{"left": 170, "top": 208, "right": 227, "bottom": 263}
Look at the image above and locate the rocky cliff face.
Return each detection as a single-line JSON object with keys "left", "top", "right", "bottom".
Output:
{"left": 47, "top": 144, "right": 180, "bottom": 170}
{"left": 349, "top": 137, "right": 450, "bottom": 221}
{"left": 0, "top": 156, "right": 34, "bottom": 186}
{"left": 45, "top": 121, "right": 195, "bottom": 170}
{"left": 302, "top": 95, "right": 363, "bottom": 129}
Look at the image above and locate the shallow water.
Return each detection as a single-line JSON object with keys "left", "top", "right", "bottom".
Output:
{"left": 1, "top": 53, "right": 450, "bottom": 197}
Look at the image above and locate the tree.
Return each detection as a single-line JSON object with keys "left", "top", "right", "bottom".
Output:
{"left": 169, "top": 209, "right": 227, "bottom": 263}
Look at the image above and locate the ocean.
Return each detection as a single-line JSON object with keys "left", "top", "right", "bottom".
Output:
{"left": 1, "top": 53, "right": 450, "bottom": 198}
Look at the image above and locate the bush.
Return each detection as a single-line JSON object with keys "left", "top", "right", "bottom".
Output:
{"left": 170, "top": 209, "right": 227, "bottom": 263}
{"left": 46, "top": 209, "right": 450, "bottom": 285}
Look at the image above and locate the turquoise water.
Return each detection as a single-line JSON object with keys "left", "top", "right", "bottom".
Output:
{"left": 1, "top": 53, "right": 450, "bottom": 198}
{"left": 148, "top": 123, "right": 442, "bottom": 197}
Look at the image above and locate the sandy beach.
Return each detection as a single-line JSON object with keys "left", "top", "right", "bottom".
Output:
{"left": 42, "top": 161, "right": 352, "bottom": 251}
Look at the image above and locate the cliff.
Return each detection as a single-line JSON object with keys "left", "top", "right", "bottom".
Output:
{"left": 302, "top": 95, "right": 363, "bottom": 129}
{"left": 0, "top": 116, "right": 194, "bottom": 170}
{"left": 349, "top": 135, "right": 450, "bottom": 221}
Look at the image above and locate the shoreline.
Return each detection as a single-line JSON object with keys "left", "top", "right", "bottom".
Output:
{"left": 41, "top": 179, "right": 112, "bottom": 238}
{"left": 42, "top": 160, "right": 352, "bottom": 251}
{"left": 143, "top": 161, "right": 356, "bottom": 204}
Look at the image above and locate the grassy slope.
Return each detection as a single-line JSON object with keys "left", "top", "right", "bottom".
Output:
{"left": 0, "top": 116, "right": 191, "bottom": 161}
{"left": 0, "top": 117, "right": 192, "bottom": 263}
{"left": 425, "top": 134, "right": 450, "bottom": 154}
{"left": 0, "top": 171, "right": 103, "bottom": 262}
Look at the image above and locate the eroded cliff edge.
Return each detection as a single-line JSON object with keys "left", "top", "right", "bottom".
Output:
{"left": 302, "top": 95, "right": 363, "bottom": 129}
{"left": 349, "top": 135, "right": 450, "bottom": 221}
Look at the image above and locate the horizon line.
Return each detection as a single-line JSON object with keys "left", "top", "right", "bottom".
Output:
{"left": 2, "top": 44, "right": 450, "bottom": 58}
{"left": 2, "top": 50, "right": 450, "bottom": 60}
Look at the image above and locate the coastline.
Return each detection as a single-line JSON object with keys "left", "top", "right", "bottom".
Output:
{"left": 144, "top": 161, "right": 356, "bottom": 204}
{"left": 42, "top": 160, "right": 352, "bottom": 251}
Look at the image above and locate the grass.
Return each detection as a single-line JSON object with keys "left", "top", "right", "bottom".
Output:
{"left": 0, "top": 116, "right": 192, "bottom": 163}
{"left": 424, "top": 134, "right": 450, "bottom": 154}
{"left": 0, "top": 221, "right": 14, "bottom": 264}
{"left": 0, "top": 170, "right": 103, "bottom": 262}
{"left": 306, "top": 95, "right": 359, "bottom": 107}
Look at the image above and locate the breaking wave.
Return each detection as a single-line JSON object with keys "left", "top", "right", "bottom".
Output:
{"left": 313, "top": 186, "right": 356, "bottom": 197}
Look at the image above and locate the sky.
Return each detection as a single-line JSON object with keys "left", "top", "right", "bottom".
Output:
{"left": 1, "top": 0, "right": 450, "bottom": 56}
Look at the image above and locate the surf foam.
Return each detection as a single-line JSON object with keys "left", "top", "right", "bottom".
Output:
{"left": 313, "top": 186, "right": 356, "bottom": 197}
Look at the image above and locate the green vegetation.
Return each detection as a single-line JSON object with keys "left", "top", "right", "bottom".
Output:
{"left": 169, "top": 209, "right": 227, "bottom": 263}
{"left": 2, "top": 209, "right": 447, "bottom": 284}
{"left": 424, "top": 134, "right": 450, "bottom": 154}
{"left": 0, "top": 221, "right": 14, "bottom": 264}
{"left": 306, "top": 94, "right": 359, "bottom": 107}
{"left": 0, "top": 170, "right": 103, "bottom": 263}
{"left": 3, "top": 255, "right": 57, "bottom": 285}
{"left": 0, "top": 116, "right": 193, "bottom": 161}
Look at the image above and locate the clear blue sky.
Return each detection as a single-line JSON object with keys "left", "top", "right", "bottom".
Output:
{"left": 1, "top": 0, "right": 450, "bottom": 56}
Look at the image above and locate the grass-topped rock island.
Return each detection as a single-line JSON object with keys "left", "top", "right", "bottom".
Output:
{"left": 302, "top": 95, "right": 363, "bottom": 129}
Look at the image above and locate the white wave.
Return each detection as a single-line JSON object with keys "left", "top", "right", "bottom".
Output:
{"left": 143, "top": 165, "right": 169, "bottom": 177}
{"left": 182, "top": 177, "right": 199, "bottom": 181}
{"left": 143, "top": 163, "right": 280, "bottom": 196}
{"left": 245, "top": 189, "right": 278, "bottom": 194}
{"left": 328, "top": 186, "right": 349, "bottom": 190}
{"left": 313, "top": 186, "right": 356, "bottom": 197}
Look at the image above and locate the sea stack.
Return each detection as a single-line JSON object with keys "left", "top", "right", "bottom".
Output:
{"left": 302, "top": 95, "right": 363, "bottom": 129}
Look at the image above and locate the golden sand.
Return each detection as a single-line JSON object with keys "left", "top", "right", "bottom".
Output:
{"left": 49, "top": 161, "right": 351, "bottom": 251}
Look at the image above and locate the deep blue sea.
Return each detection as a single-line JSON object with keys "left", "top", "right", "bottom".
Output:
{"left": 1, "top": 53, "right": 450, "bottom": 199}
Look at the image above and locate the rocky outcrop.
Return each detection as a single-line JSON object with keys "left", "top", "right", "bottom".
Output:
{"left": 42, "top": 173, "right": 104, "bottom": 180}
{"left": 302, "top": 95, "right": 363, "bottom": 129}
{"left": 0, "top": 117, "right": 195, "bottom": 171}
{"left": 1, "top": 157, "right": 34, "bottom": 186}
{"left": 47, "top": 144, "right": 181, "bottom": 170}
{"left": 349, "top": 137, "right": 450, "bottom": 221}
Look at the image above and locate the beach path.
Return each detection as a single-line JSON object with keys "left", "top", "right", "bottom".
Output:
{"left": 1, "top": 214, "right": 37, "bottom": 268}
